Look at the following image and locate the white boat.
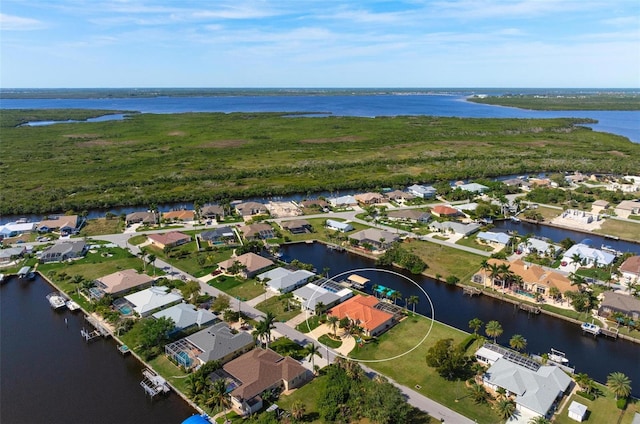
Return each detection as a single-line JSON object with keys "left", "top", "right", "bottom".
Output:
{"left": 46, "top": 292, "right": 66, "bottom": 309}
{"left": 66, "top": 300, "right": 81, "bottom": 311}
{"left": 581, "top": 322, "right": 601, "bottom": 335}
{"left": 548, "top": 348, "right": 569, "bottom": 364}
{"left": 0, "top": 274, "right": 5, "bottom": 283}
{"left": 510, "top": 216, "right": 521, "bottom": 222}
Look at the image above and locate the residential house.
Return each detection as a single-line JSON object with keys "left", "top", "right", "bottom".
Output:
{"left": 257, "top": 268, "right": 316, "bottom": 293}
{"left": 327, "top": 295, "right": 396, "bottom": 337}
{"left": 528, "top": 178, "right": 553, "bottom": 188}
{"left": 0, "top": 246, "right": 26, "bottom": 264}
{"left": 453, "top": 202, "right": 478, "bottom": 215}
{"left": 37, "top": 215, "right": 79, "bottom": 235}
{"left": 431, "top": 205, "right": 460, "bottom": 217}
{"left": 223, "top": 349, "right": 312, "bottom": 416}
{"left": 125, "top": 211, "right": 157, "bottom": 226}
{"left": 386, "top": 209, "right": 431, "bottom": 223}
{"left": 217, "top": 253, "right": 274, "bottom": 279}
{"left": 429, "top": 221, "right": 481, "bottom": 236}
{"left": 354, "top": 192, "right": 384, "bottom": 205}
{"left": 326, "top": 219, "right": 353, "bottom": 232}
{"left": 164, "top": 322, "right": 254, "bottom": 369}
{"left": 614, "top": 200, "right": 640, "bottom": 219}
{"left": 235, "top": 202, "right": 268, "bottom": 217}
{"left": 502, "top": 178, "right": 529, "bottom": 189}
{"left": 619, "top": 256, "right": 640, "bottom": 286}
{"left": 39, "top": 240, "right": 87, "bottom": 263}
{"left": 239, "top": 223, "right": 275, "bottom": 240}
{"left": 562, "top": 243, "right": 615, "bottom": 267}
{"left": 124, "top": 286, "right": 183, "bottom": 317}
{"left": 456, "top": 182, "right": 489, "bottom": 193}
{"left": 201, "top": 204, "right": 225, "bottom": 220}
{"left": 591, "top": 200, "right": 610, "bottom": 215}
{"left": 598, "top": 291, "right": 640, "bottom": 321}
{"left": 384, "top": 190, "right": 415, "bottom": 204}
{"left": 299, "top": 199, "right": 329, "bottom": 209}
{"left": 476, "top": 231, "right": 511, "bottom": 247}
{"left": 92, "top": 269, "right": 154, "bottom": 299}
{"left": 406, "top": 184, "right": 437, "bottom": 199}
{"left": 280, "top": 219, "right": 312, "bottom": 234}
{"left": 0, "top": 222, "right": 36, "bottom": 238}
{"left": 349, "top": 228, "right": 399, "bottom": 250}
{"left": 481, "top": 354, "right": 571, "bottom": 419}
{"left": 293, "top": 281, "right": 353, "bottom": 313}
{"left": 162, "top": 209, "right": 195, "bottom": 222}
{"left": 200, "top": 226, "right": 238, "bottom": 245}
{"left": 518, "top": 238, "right": 560, "bottom": 257}
{"left": 148, "top": 231, "right": 191, "bottom": 250}
{"left": 153, "top": 303, "right": 217, "bottom": 332}
{"left": 327, "top": 195, "right": 358, "bottom": 208}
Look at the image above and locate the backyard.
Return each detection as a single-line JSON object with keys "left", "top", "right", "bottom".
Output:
{"left": 254, "top": 294, "right": 302, "bottom": 322}
{"left": 208, "top": 275, "right": 265, "bottom": 301}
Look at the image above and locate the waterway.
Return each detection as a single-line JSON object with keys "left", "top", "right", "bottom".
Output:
{"left": 0, "top": 275, "right": 196, "bottom": 424}
{"left": 280, "top": 242, "right": 640, "bottom": 397}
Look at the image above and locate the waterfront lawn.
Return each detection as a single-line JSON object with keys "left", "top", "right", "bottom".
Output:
{"left": 593, "top": 218, "right": 640, "bottom": 242}
{"left": 254, "top": 294, "right": 302, "bottom": 322}
{"left": 554, "top": 385, "right": 639, "bottom": 424}
{"left": 535, "top": 205, "right": 563, "bottom": 221}
{"left": 148, "top": 355, "right": 190, "bottom": 394}
{"left": 350, "top": 316, "right": 499, "bottom": 423}
{"left": 39, "top": 247, "right": 143, "bottom": 282}
{"left": 79, "top": 218, "right": 124, "bottom": 236}
{"left": 403, "top": 239, "right": 485, "bottom": 281}
{"left": 210, "top": 276, "right": 265, "bottom": 301}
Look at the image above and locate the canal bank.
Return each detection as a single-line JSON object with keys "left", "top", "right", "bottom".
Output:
{"left": 0, "top": 273, "right": 197, "bottom": 424}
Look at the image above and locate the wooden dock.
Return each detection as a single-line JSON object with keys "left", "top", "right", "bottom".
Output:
{"left": 600, "top": 328, "right": 619, "bottom": 339}
{"left": 326, "top": 243, "right": 345, "bottom": 252}
{"left": 518, "top": 303, "right": 541, "bottom": 314}
{"left": 463, "top": 287, "right": 482, "bottom": 296}
{"left": 81, "top": 315, "right": 111, "bottom": 342}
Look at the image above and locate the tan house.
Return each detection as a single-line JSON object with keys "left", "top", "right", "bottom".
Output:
{"left": 217, "top": 252, "right": 274, "bottom": 278}
{"left": 201, "top": 204, "right": 225, "bottom": 220}
{"left": 223, "top": 349, "right": 312, "bottom": 416}
{"left": 92, "top": 269, "right": 154, "bottom": 298}
{"left": 355, "top": 192, "right": 384, "bottom": 205}
{"left": 385, "top": 190, "right": 415, "bottom": 203}
{"left": 614, "top": 200, "right": 640, "bottom": 219}
{"left": 598, "top": 291, "right": 640, "bottom": 321}
{"left": 239, "top": 223, "right": 275, "bottom": 240}
{"left": 37, "top": 215, "right": 79, "bottom": 235}
{"left": 148, "top": 231, "right": 191, "bottom": 250}
{"left": 235, "top": 202, "right": 268, "bottom": 217}
{"left": 125, "top": 211, "right": 157, "bottom": 226}
{"left": 620, "top": 256, "right": 640, "bottom": 286}
{"left": 591, "top": 200, "right": 610, "bottom": 215}
{"left": 162, "top": 209, "right": 195, "bottom": 222}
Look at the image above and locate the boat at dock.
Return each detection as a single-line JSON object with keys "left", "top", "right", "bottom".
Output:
{"left": 18, "top": 266, "right": 31, "bottom": 279}
{"left": 46, "top": 292, "right": 67, "bottom": 309}
{"left": 581, "top": 322, "right": 601, "bottom": 335}
{"left": 65, "top": 300, "right": 81, "bottom": 311}
{"left": 140, "top": 368, "right": 171, "bottom": 397}
{"left": 548, "top": 348, "right": 569, "bottom": 364}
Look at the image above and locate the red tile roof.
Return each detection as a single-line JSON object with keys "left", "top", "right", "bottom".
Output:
{"left": 327, "top": 295, "right": 393, "bottom": 333}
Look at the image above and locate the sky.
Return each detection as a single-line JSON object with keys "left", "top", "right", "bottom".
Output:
{"left": 1, "top": 0, "right": 639, "bottom": 88}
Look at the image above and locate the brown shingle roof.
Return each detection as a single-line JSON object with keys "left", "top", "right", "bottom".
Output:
{"left": 620, "top": 256, "right": 640, "bottom": 276}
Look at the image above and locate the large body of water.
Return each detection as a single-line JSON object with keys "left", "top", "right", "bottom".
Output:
{"left": 0, "top": 275, "right": 196, "bottom": 424}
{"left": 280, "top": 242, "right": 640, "bottom": 397}
{"left": 2, "top": 91, "right": 639, "bottom": 142}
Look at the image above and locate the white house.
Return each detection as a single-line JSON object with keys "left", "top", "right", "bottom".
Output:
{"left": 456, "top": 182, "right": 489, "bottom": 193}
{"left": 326, "top": 219, "right": 354, "bottom": 232}
{"left": 124, "top": 286, "right": 183, "bottom": 317}
{"left": 406, "top": 184, "right": 437, "bottom": 199}
{"left": 257, "top": 267, "right": 316, "bottom": 293}
{"left": 327, "top": 195, "right": 357, "bottom": 207}
{"left": 429, "top": 221, "right": 481, "bottom": 236}
{"left": 293, "top": 281, "right": 353, "bottom": 313}
{"left": 562, "top": 243, "right": 615, "bottom": 267}
{"left": 476, "top": 231, "right": 511, "bottom": 246}
{"left": 518, "top": 238, "right": 560, "bottom": 257}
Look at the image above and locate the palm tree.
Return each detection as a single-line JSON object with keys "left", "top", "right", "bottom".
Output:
{"left": 371, "top": 284, "right": 379, "bottom": 297}
{"left": 291, "top": 400, "right": 306, "bottom": 421}
{"left": 252, "top": 321, "right": 268, "bottom": 348}
{"left": 571, "top": 253, "right": 584, "bottom": 269}
{"left": 509, "top": 334, "right": 527, "bottom": 352}
{"left": 528, "top": 416, "right": 551, "bottom": 424}
{"left": 498, "top": 263, "right": 512, "bottom": 290}
{"left": 147, "top": 254, "right": 157, "bottom": 276}
{"left": 303, "top": 343, "right": 322, "bottom": 372}
{"left": 575, "top": 373, "right": 595, "bottom": 395}
{"left": 488, "top": 263, "right": 501, "bottom": 287}
{"left": 207, "top": 378, "right": 230, "bottom": 420}
{"left": 407, "top": 295, "right": 419, "bottom": 313}
{"left": 468, "top": 382, "right": 488, "bottom": 404}
{"left": 327, "top": 315, "right": 339, "bottom": 337}
{"left": 485, "top": 320, "right": 503, "bottom": 343}
{"left": 548, "top": 286, "right": 561, "bottom": 301}
{"left": 607, "top": 372, "right": 632, "bottom": 399}
{"left": 468, "top": 317, "right": 483, "bottom": 335}
{"left": 495, "top": 398, "right": 516, "bottom": 420}
{"left": 390, "top": 290, "right": 402, "bottom": 305}
{"left": 569, "top": 273, "right": 587, "bottom": 291}
{"left": 260, "top": 312, "right": 277, "bottom": 348}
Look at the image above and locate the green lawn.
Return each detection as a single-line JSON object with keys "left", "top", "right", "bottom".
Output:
{"left": 209, "top": 276, "right": 265, "bottom": 301}
{"left": 554, "top": 386, "right": 639, "bottom": 424}
{"left": 456, "top": 235, "right": 495, "bottom": 252}
{"left": 318, "top": 334, "right": 342, "bottom": 348}
{"left": 148, "top": 355, "right": 190, "bottom": 394}
{"left": 296, "top": 315, "right": 324, "bottom": 333}
{"left": 350, "top": 316, "right": 499, "bottom": 423}
{"left": 254, "top": 295, "right": 302, "bottom": 322}
{"left": 403, "top": 239, "right": 485, "bottom": 281}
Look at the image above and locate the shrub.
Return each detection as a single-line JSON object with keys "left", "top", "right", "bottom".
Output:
{"left": 616, "top": 397, "right": 628, "bottom": 410}
{"left": 576, "top": 390, "right": 595, "bottom": 401}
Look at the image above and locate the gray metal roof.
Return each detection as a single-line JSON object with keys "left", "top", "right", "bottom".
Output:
{"left": 186, "top": 322, "right": 254, "bottom": 363}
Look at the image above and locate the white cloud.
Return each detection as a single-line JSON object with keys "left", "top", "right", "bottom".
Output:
{"left": 0, "top": 13, "right": 47, "bottom": 31}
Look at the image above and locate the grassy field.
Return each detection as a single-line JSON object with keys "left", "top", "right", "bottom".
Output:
{"left": 593, "top": 218, "right": 640, "bottom": 242}
{"left": 38, "top": 246, "right": 144, "bottom": 281}
{"left": 254, "top": 295, "right": 302, "bottom": 322}
{"left": 209, "top": 276, "right": 265, "bottom": 301}
{"left": 467, "top": 94, "right": 640, "bottom": 110}
{"left": 456, "top": 235, "right": 495, "bottom": 252}
{"left": 553, "top": 387, "right": 639, "bottom": 424}
{"left": 402, "top": 238, "right": 485, "bottom": 280}
{"left": 350, "top": 316, "right": 499, "bottom": 423}
{"left": 79, "top": 217, "right": 124, "bottom": 236}
{"left": 3, "top": 110, "right": 640, "bottom": 215}
{"left": 533, "top": 205, "right": 563, "bottom": 221}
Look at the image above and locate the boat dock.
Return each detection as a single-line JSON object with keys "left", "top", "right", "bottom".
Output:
{"left": 463, "top": 287, "right": 482, "bottom": 296}
{"left": 18, "top": 266, "right": 31, "bottom": 278}
{"left": 531, "top": 354, "right": 575, "bottom": 374}
{"left": 80, "top": 315, "right": 111, "bottom": 342}
{"left": 581, "top": 322, "right": 601, "bottom": 337}
{"left": 518, "top": 303, "right": 541, "bottom": 314}
{"left": 118, "top": 344, "right": 131, "bottom": 355}
{"left": 140, "top": 368, "right": 170, "bottom": 397}
{"left": 326, "top": 243, "right": 345, "bottom": 252}
{"left": 600, "top": 327, "right": 619, "bottom": 339}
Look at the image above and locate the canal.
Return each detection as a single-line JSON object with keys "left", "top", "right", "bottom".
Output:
{"left": 281, "top": 242, "right": 640, "bottom": 397}
{"left": 0, "top": 275, "right": 196, "bottom": 424}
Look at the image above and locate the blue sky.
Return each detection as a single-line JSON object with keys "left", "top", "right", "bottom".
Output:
{"left": 1, "top": 0, "right": 639, "bottom": 88}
